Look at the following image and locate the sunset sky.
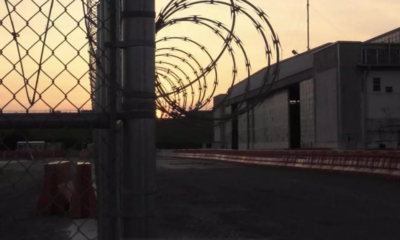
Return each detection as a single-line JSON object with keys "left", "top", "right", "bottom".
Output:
{"left": 0, "top": 0, "right": 399, "bottom": 112}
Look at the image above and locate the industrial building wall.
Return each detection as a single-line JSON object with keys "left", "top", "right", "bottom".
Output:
{"left": 252, "top": 90, "right": 289, "bottom": 149}
{"left": 300, "top": 78, "right": 315, "bottom": 148}
{"left": 238, "top": 102, "right": 248, "bottom": 150}
{"left": 223, "top": 105, "right": 232, "bottom": 149}
{"left": 214, "top": 123, "right": 222, "bottom": 148}
{"left": 248, "top": 107, "right": 255, "bottom": 149}
{"left": 338, "top": 43, "right": 363, "bottom": 149}
{"left": 213, "top": 94, "right": 228, "bottom": 149}
{"left": 228, "top": 47, "right": 317, "bottom": 98}
{"left": 365, "top": 70, "right": 400, "bottom": 149}
{"left": 314, "top": 44, "right": 339, "bottom": 149}
{"left": 252, "top": 98, "right": 264, "bottom": 149}
{"left": 315, "top": 69, "right": 339, "bottom": 149}
{"left": 213, "top": 98, "right": 223, "bottom": 148}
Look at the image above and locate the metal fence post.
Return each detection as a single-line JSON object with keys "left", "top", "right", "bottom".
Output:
{"left": 94, "top": 2, "right": 120, "bottom": 239}
{"left": 98, "top": 0, "right": 119, "bottom": 239}
{"left": 115, "top": 0, "right": 123, "bottom": 236}
{"left": 95, "top": 2, "right": 106, "bottom": 239}
{"left": 121, "top": 0, "right": 157, "bottom": 238}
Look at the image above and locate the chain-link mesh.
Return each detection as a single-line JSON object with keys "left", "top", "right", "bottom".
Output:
{"left": 0, "top": 0, "right": 117, "bottom": 239}
{"left": 0, "top": 0, "right": 281, "bottom": 238}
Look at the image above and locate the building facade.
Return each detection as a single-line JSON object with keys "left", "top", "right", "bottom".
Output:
{"left": 213, "top": 28, "right": 400, "bottom": 150}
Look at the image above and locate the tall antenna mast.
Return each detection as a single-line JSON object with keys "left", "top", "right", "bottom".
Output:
{"left": 307, "top": 0, "right": 310, "bottom": 51}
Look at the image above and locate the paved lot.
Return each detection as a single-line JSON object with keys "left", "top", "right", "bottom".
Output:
{"left": 1, "top": 157, "right": 400, "bottom": 240}
{"left": 0, "top": 159, "right": 71, "bottom": 240}
{"left": 156, "top": 157, "right": 400, "bottom": 240}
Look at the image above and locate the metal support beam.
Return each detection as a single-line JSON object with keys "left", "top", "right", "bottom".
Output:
{"left": 103, "top": 0, "right": 119, "bottom": 239}
{"left": 357, "top": 64, "right": 400, "bottom": 70}
{"left": 121, "top": 0, "right": 156, "bottom": 238}
{"left": 94, "top": 3, "right": 105, "bottom": 240}
{"left": 0, "top": 111, "right": 156, "bottom": 129}
{"left": 307, "top": 0, "right": 310, "bottom": 51}
{"left": 0, "top": 112, "right": 110, "bottom": 129}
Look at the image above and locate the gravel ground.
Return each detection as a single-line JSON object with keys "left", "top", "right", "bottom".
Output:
{"left": 1, "top": 157, "right": 400, "bottom": 240}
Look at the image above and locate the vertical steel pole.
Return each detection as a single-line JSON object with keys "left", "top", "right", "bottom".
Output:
{"left": 307, "top": 0, "right": 310, "bottom": 51}
{"left": 121, "top": 0, "right": 156, "bottom": 238}
{"left": 96, "top": 1, "right": 118, "bottom": 239}
{"left": 95, "top": 3, "right": 105, "bottom": 239}
{"left": 104, "top": 0, "right": 119, "bottom": 239}
{"left": 115, "top": 0, "right": 123, "bottom": 236}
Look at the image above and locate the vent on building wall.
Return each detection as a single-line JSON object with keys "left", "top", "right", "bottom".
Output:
{"left": 386, "top": 86, "right": 393, "bottom": 93}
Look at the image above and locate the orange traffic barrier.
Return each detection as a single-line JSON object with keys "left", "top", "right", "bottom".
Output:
{"left": 37, "top": 161, "right": 73, "bottom": 215}
{"left": 69, "top": 162, "right": 97, "bottom": 219}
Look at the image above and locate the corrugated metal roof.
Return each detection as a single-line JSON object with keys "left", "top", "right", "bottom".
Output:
{"left": 225, "top": 43, "right": 332, "bottom": 100}
{"left": 365, "top": 27, "right": 400, "bottom": 43}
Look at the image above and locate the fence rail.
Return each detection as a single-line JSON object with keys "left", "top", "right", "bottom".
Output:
{"left": 1, "top": 150, "right": 90, "bottom": 159}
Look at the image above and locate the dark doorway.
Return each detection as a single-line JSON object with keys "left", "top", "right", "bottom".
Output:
{"left": 289, "top": 84, "right": 301, "bottom": 149}
{"left": 231, "top": 104, "right": 239, "bottom": 150}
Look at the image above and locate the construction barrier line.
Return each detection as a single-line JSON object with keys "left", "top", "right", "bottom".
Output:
{"left": 166, "top": 149, "right": 400, "bottom": 179}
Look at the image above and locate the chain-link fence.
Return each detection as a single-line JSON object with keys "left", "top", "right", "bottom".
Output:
{"left": 0, "top": 0, "right": 145, "bottom": 239}
{"left": 0, "top": 0, "right": 282, "bottom": 238}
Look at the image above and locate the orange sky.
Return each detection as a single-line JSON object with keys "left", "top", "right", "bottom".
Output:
{"left": 0, "top": 0, "right": 399, "bottom": 112}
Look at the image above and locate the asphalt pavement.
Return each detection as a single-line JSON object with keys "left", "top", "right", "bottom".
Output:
{"left": 156, "top": 157, "right": 400, "bottom": 240}
{"left": 0, "top": 160, "right": 71, "bottom": 240}
{"left": 1, "top": 157, "right": 400, "bottom": 240}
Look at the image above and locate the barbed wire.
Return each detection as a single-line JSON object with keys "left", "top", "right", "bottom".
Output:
{"left": 83, "top": 0, "right": 282, "bottom": 122}
{"left": 1, "top": 0, "right": 280, "bottom": 119}
{"left": 3, "top": 0, "right": 56, "bottom": 106}
{"left": 154, "top": 0, "right": 281, "bottom": 122}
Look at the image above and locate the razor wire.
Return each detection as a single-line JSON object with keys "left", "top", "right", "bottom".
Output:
{"left": 153, "top": 0, "right": 281, "bottom": 121}
{"left": 83, "top": 0, "right": 281, "bottom": 122}
{"left": 0, "top": 0, "right": 281, "bottom": 115}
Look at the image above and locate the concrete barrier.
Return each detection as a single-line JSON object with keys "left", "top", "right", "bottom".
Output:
{"left": 37, "top": 161, "right": 73, "bottom": 215}
{"left": 69, "top": 162, "right": 97, "bottom": 219}
{"left": 171, "top": 149, "right": 400, "bottom": 179}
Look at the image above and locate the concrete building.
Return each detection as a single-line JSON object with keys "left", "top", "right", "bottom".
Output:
{"left": 213, "top": 27, "right": 400, "bottom": 150}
